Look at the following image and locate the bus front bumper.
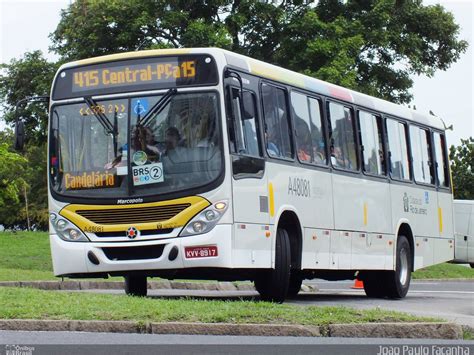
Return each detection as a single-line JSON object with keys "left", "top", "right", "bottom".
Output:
{"left": 50, "top": 224, "right": 233, "bottom": 276}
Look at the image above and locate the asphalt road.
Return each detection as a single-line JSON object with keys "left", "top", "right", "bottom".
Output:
{"left": 1, "top": 330, "right": 473, "bottom": 355}
{"left": 70, "top": 279, "right": 474, "bottom": 327}
{"left": 292, "top": 280, "right": 474, "bottom": 327}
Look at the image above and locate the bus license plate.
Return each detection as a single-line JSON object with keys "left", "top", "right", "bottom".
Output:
{"left": 184, "top": 246, "right": 218, "bottom": 259}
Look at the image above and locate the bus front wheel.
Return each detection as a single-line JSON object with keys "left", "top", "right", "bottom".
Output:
{"left": 287, "top": 272, "right": 303, "bottom": 298}
{"left": 124, "top": 275, "right": 148, "bottom": 297}
{"left": 254, "top": 228, "right": 291, "bottom": 303}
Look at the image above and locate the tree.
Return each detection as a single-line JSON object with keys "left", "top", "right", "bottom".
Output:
{"left": 0, "top": 136, "right": 27, "bottom": 228}
{"left": 0, "top": 130, "right": 48, "bottom": 230}
{"left": 50, "top": 0, "right": 468, "bottom": 103}
{"left": 0, "top": 51, "right": 58, "bottom": 145}
{"left": 450, "top": 137, "right": 474, "bottom": 200}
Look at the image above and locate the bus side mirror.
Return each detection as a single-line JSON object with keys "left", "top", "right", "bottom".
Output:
{"left": 14, "top": 120, "right": 25, "bottom": 151}
{"left": 242, "top": 91, "right": 255, "bottom": 119}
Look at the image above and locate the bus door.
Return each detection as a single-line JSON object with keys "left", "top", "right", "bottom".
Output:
{"left": 226, "top": 85, "right": 271, "bottom": 268}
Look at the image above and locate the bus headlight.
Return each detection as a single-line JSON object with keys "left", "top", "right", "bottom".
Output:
{"left": 50, "top": 213, "right": 89, "bottom": 242}
{"left": 180, "top": 200, "right": 228, "bottom": 237}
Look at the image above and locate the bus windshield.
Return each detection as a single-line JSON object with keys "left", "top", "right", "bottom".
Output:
{"left": 49, "top": 92, "right": 222, "bottom": 199}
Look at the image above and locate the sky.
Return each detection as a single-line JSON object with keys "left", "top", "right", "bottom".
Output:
{"left": 0, "top": 0, "right": 472, "bottom": 146}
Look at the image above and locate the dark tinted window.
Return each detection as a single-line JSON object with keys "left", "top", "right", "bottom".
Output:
{"left": 262, "top": 84, "right": 292, "bottom": 159}
{"left": 410, "top": 126, "right": 435, "bottom": 185}
{"left": 291, "top": 92, "right": 326, "bottom": 165}
{"left": 434, "top": 132, "right": 449, "bottom": 187}
{"left": 359, "top": 110, "right": 385, "bottom": 175}
{"left": 386, "top": 118, "right": 410, "bottom": 180}
{"left": 328, "top": 102, "right": 358, "bottom": 170}
{"left": 228, "top": 88, "right": 260, "bottom": 157}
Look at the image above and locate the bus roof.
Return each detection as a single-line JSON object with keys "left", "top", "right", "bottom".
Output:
{"left": 61, "top": 47, "right": 445, "bottom": 131}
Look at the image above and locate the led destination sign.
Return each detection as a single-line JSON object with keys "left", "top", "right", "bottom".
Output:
{"left": 72, "top": 61, "right": 196, "bottom": 92}
{"left": 53, "top": 55, "right": 218, "bottom": 100}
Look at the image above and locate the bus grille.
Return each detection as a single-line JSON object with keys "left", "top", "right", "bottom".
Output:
{"left": 76, "top": 204, "right": 191, "bottom": 225}
{"left": 102, "top": 245, "right": 165, "bottom": 260}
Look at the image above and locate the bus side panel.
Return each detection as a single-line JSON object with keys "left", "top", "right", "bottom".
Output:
{"left": 332, "top": 174, "right": 364, "bottom": 231}
{"left": 232, "top": 223, "right": 272, "bottom": 268}
{"left": 265, "top": 162, "right": 335, "bottom": 270}
{"left": 330, "top": 231, "right": 352, "bottom": 269}
{"left": 390, "top": 183, "right": 439, "bottom": 269}
{"left": 453, "top": 201, "right": 474, "bottom": 263}
{"left": 302, "top": 228, "right": 331, "bottom": 269}
{"left": 433, "top": 190, "right": 454, "bottom": 264}
{"left": 351, "top": 232, "right": 392, "bottom": 270}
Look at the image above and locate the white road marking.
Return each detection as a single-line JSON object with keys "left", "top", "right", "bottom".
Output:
{"left": 317, "top": 289, "right": 474, "bottom": 294}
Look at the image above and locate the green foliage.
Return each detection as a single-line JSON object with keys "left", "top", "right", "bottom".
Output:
{"left": 0, "top": 51, "right": 58, "bottom": 145}
{"left": 0, "top": 132, "right": 48, "bottom": 230}
{"left": 49, "top": 0, "right": 468, "bottom": 104}
{"left": 0, "top": 142, "right": 27, "bottom": 227}
{"left": 450, "top": 137, "right": 474, "bottom": 200}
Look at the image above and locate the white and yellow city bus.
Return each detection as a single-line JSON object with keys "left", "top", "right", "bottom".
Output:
{"left": 45, "top": 48, "right": 453, "bottom": 302}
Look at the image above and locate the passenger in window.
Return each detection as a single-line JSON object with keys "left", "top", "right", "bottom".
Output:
{"left": 313, "top": 142, "right": 325, "bottom": 164}
{"left": 164, "top": 127, "right": 181, "bottom": 155}
{"left": 330, "top": 145, "right": 342, "bottom": 167}
{"left": 131, "top": 125, "right": 160, "bottom": 157}
{"left": 266, "top": 129, "right": 280, "bottom": 157}
{"left": 298, "top": 146, "right": 311, "bottom": 162}
{"left": 378, "top": 149, "right": 386, "bottom": 174}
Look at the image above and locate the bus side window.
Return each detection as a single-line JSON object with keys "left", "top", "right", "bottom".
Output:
{"left": 434, "top": 132, "right": 449, "bottom": 187}
{"left": 358, "top": 110, "right": 385, "bottom": 175}
{"left": 386, "top": 118, "right": 410, "bottom": 181}
{"left": 290, "top": 92, "right": 327, "bottom": 165}
{"left": 327, "top": 101, "right": 358, "bottom": 170}
{"left": 410, "top": 126, "right": 435, "bottom": 185}
{"left": 262, "top": 83, "right": 293, "bottom": 159}
{"left": 227, "top": 87, "right": 261, "bottom": 157}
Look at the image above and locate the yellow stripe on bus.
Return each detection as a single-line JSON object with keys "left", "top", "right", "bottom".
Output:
{"left": 59, "top": 196, "right": 210, "bottom": 233}
{"left": 268, "top": 183, "right": 275, "bottom": 217}
{"left": 438, "top": 207, "right": 443, "bottom": 233}
{"left": 363, "top": 202, "right": 368, "bottom": 226}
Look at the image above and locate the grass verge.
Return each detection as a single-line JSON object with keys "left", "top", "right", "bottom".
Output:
{"left": 463, "top": 328, "right": 473, "bottom": 340}
{"left": 0, "top": 287, "right": 436, "bottom": 325}
{"left": 413, "top": 263, "right": 474, "bottom": 279}
{"left": 0, "top": 231, "right": 51, "bottom": 272}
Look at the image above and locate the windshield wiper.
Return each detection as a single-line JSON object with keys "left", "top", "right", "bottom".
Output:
{"left": 84, "top": 96, "right": 115, "bottom": 134}
{"left": 139, "top": 88, "right": 177, "bottom": 127}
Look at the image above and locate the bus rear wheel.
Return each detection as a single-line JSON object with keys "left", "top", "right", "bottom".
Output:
{"left": 385, "top": 235, "right": 412, "bottom": 299}
{"left": 124, "top": 275, "right": 148, "bottom": 297}
{"left": 254, "top": 228, "right": 291, "bottom": 303}
{"left": 363, "top": 272, "right": 386, "bottom": 298}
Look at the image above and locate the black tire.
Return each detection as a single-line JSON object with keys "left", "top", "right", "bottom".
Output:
{"left": 124, "top": 275, "right": 147, "bottom": 297}
{"left": 287, "top": 272, "right": 303, "bottom": 298}
{"left": 385, "top": 235, "right": 412, "bottom": 299}
{"left": 362, "top": 272, "right": 383, "bottom": 298}
{"left": 470, "top": 263, "right": 474, "bottom": 269}
{"left": 254, "top": 228, "right": 291, "bottom": 303}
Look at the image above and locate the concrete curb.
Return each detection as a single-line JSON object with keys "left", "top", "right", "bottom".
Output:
{"left": 0, "top": 319, "right": 462, "bottom": 339}
{"left": 327, "top": 322, "right": 463, "bottom": 339}
{"left": 0, "top": 280, "right": 318, "bottom": 293}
